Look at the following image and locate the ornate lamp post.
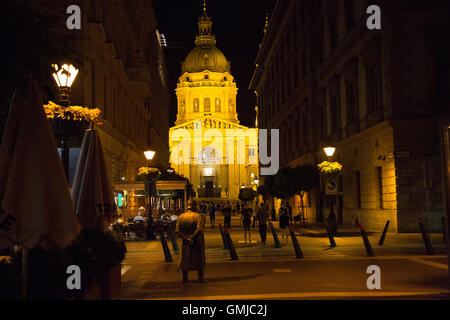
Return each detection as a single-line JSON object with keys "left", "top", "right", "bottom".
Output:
{"left": 318, "top": 145, "right": 337, "bottom": 221}
{"left": 52, "top": 64, "right": 79, "bottom": 181}
{"left": 320, "top": 145, "right": 339, "bottom": 230}
{"left": 144, "top": 150, "right": 159, "bottom": 218}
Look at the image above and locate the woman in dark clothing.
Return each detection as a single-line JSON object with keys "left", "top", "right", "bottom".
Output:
{"left": 146, "top": 214, "right": 157, "bottom": 240}
{"left": 209, "top": 202, "right": 216, "bottom": 229}
{"left": 241, "top": 203, "right": 252, "bottom": 243}
{"left": 278, "top": 200, "right": 290, "bottom": 244}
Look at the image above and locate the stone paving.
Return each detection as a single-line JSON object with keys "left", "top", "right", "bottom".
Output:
{"left": 119, "top": 216, "right": 449, "bottom": 300}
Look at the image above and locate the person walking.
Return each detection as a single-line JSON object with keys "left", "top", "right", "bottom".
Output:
{"left": 223, "top": 201, "right": 232, "bottom": 229}
{"left": 199, "top": 201, "right": 206, "bottom": 214}
{"left": 209, "top": 202, "right": 216, "bottom": 229}
{"left": 271, "top": 206, "right": 277, "bottom": 221}
{"left": 145, "top": 214, "right": 157, "bottom": 240}
{"left": 287, "top": 202, "right": 293, "bottom": 224}
{"left": 241, "top": 203, "right": 252, "bottom": 243}
{"left": 175, "top": 200, "right": 206, "bottom": 283}
{"left": 327, "top": 206, "right": 338, "bottom": 236}
{"left": 256, "top": 203, "right": 269, "bottom": 245}
{"left": 251, "top": 202, "right": 258, "bottom": 229}
{"left": 278, "top": 200, "right": 290, "bottom": 244}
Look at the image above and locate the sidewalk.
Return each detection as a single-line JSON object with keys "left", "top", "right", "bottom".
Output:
{"left": 119, "top": 215, "right": 449, "bottom": 300}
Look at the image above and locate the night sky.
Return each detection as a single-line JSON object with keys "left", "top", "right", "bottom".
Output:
{"left": 153, "top": 0, "right": 276, "bottom": 127}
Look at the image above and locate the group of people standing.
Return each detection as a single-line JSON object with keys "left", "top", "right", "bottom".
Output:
{"left": 199, "top": 201, "right": 233, "bottom": 229}
{"left": 240, "top": 199, "right": 293, "bottom": 245}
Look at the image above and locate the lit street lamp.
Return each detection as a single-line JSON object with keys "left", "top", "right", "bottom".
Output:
{"left": 323, "top": 146, "right": 336, "bottom": 158}
{"left": 321, "top": 145, "right": 338, "bottom": 231}
{"left": 52, "top": 64, "right": 79, "bottom": 106}
{"left": 52, "top": 63, "right": 79, "bottom": 181}
{"left": 144, "top": 150, "right": 156, "bottom": 161}
{"left": 144, "top": 150, "right": 159, "bottom": 219}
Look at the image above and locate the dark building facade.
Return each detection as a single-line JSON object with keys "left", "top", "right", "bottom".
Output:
{"left": 36, "top": 0, "right": 170, "bottom": 182}
{"left": 250, "top": 0, "right": 450, "bottom": 232}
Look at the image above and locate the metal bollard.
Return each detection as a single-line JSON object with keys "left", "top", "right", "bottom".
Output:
{"left": 378, "top": 220, "right": 390, "bottom": 246}
{"left": 269, "top": 222, "right": 282, "bottom": 248}
{"left": 288, "top": 225, "right": 303, "bottom": 258}
{"left": 224, "top": 227, "right": 238, "bottom": 260}
{"left": 159, "top": 230, "right": 173, "bottom": 262}
{"left": 167, "top": 223, "right": 179, "bottom": 254}
{"left": 219, "top": 225, "right": 229, "bottom": 250}
{"left": 418, "top": 222, "right": 433, "bottom": 255}
{"left": 359, "top": 224, "right": 375, "bottom": 257}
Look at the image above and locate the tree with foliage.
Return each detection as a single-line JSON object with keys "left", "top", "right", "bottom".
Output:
{"left": 257, "top": 185, "right": 269, "bottom": 201}
{"left": 273, "top": 167, "right": 297, "bottom": 200}
{"left": 238, "top": 188, "right": 258, "bottom": 203}
{"left": 293, "top": 164, "right": 320, "bottom": 222}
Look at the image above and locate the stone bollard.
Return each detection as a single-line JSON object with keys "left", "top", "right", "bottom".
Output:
{"left": 224, "top": 227, "right": 238, "bottom": 260}
{"left": 288, "top": 225, "right": 303, "bottom": 258}
{"left": 378, "top": 220, "right": 390, "bottom": 246}
{"left": 269, "top": 222, "right": 282, "bottom": 248}
{"left": 167, "top": 222, "right": 179, "bottom": 254}
{"left": 219, "top": 224, "right": 230, "bottom": 250}
{"left": 418, "top": 222, "right": 433, "bottom": 255}
{"left": 359, "top": 224, "right": 375, "bottom": 257}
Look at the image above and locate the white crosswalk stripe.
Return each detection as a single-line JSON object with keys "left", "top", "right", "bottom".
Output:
{"left": 204, "top": 243, "right": 301, "bottom": 262}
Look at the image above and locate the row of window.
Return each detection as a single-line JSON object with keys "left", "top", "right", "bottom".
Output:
{"left": 259, "top": 0, "right": 375, "bottom": 125}
{"left": 190, "top": 98, "right": 224, "bottom": 113}
{"left": 185, "top": 75, "right": 228, "bottom": 81}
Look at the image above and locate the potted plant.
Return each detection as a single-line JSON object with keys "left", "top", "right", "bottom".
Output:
{"left": 317, "top": 161, "right": 343, "bottom": 180}
{"left": 44, "top": 101, "right": 102, "bottom": 148}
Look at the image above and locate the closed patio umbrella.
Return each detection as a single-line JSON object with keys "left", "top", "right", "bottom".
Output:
{"left": 0, "top": 81, "right": 80, "bottom": 251}
{"left": 71, "top": 128, "right": 116, "bottom": 228}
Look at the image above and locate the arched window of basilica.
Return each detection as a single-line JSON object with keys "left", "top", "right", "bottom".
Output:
{"left": 204, "top": 98, "right": 211, "bottom": 112}
{"left": 193, "top": 98, "right": 199, "bottom": 112}
{"left": 215, "top": 98, "right": 221, "bottom": 112}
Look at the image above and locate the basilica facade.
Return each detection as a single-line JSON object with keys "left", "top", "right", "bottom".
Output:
{"left": 169, "top": 7, "right": 259, "bottom": 201}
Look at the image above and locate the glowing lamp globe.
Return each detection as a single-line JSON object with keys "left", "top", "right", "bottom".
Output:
{"left": 323, "top": 146, "right": 336, "bottom": 157}
{"left": 52, "top": 64, "right": 79, "bottom": 88}
{"left": 144, "top": 150, "right": 156, "bottom": 160}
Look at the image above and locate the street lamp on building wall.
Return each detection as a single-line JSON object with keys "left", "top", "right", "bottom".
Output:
{"left": 323, "top": 146, "right": 336, "bottom": 158}
{"left": 52, "top": 63, "right": 79, "bottom": 181}
{"left": 144, "top": 150, "right": 159, "bottom": 218}
{"left": 321, "top": 145, "right": 339, "bottom": 227}
{"left": 144, "top": 150, "right": 156, "bottom": 161}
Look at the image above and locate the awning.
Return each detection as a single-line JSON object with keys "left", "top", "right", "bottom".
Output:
{"left": 114, "top": 180, "right": 187, "bottom": 191}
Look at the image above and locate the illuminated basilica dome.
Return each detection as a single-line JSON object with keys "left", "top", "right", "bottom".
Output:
{"left": 169, "top": 1, "right": 259, "bottom": 202}
{"left": 181, "top": 6, "right": 230, "bottom": 74}
{"left": 182, "top": 46, "right": 230, "bottom": 74}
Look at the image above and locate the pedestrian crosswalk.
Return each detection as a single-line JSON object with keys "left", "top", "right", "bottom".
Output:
{"left": 204, "top": 241, "right": 302, "bottom": 262}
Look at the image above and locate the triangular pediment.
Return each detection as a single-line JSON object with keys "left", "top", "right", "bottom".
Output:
{"left": 170, "top": 115, "right": 249, "bottom": 131}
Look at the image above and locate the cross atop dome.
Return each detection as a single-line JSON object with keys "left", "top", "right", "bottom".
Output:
{"left": 196, "top": 0, "right": 215, "bottom": 47}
